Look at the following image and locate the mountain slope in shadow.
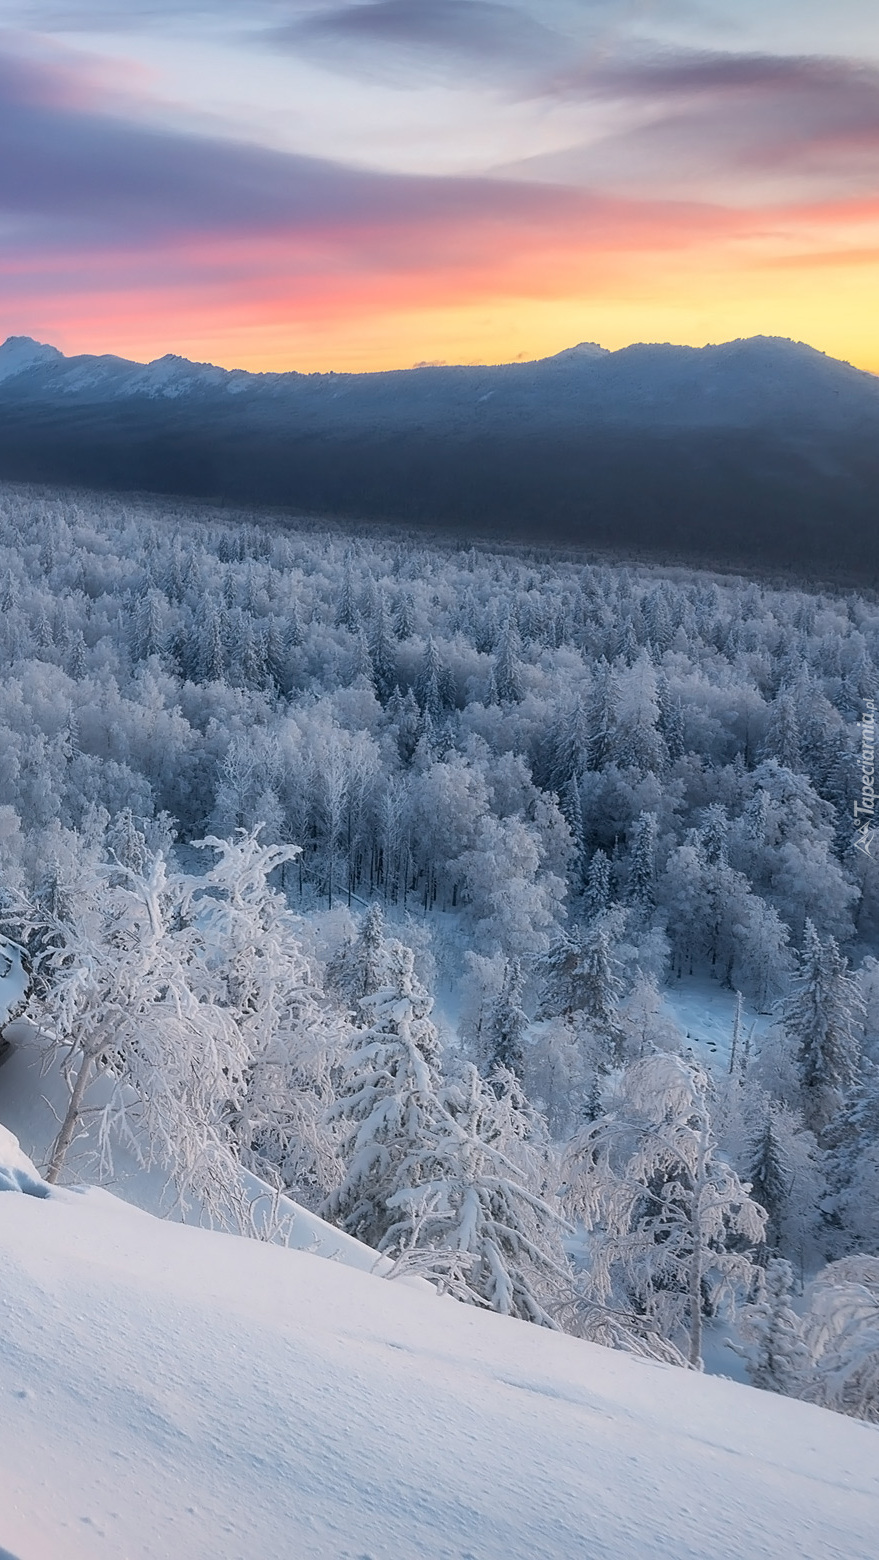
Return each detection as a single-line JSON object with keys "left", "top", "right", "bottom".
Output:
{"left": 1, "top": 335, "right": 877, "bottom": 581}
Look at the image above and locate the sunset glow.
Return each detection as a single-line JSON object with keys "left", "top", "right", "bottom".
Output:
{"left": 2, "top": 3, "right": 878, "bottom": 373}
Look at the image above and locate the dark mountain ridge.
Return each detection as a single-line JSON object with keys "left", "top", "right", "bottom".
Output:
{"left": 1, "top": 334, "right": 877, "bottom": 580}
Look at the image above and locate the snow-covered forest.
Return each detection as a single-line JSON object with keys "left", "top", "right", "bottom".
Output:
{"left": 1, "top": 480, "right": 878, "bottom": 1422}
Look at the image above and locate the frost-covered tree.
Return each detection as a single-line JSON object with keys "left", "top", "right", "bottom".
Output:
{"left": 414, "top": 636, "right": 450, "bottom": 719}
{"left": 335, "top": 564, "right": 360, "bottom": 632}
{"left": 198, "top": 608, "right": 226, "bottom": 683}
{"left": 560, "top": 775, "right": 586, "bottom": 879}
{"left": 453, "top": 810, "right": 567, "bottom": 959}
{"left": 491, "top": 615, "right": 524, "bottom": 705}
{"left": 323, "top": 941, "right": 445, "bottom": 1249}
{"left": 799, "top": 1257, "right": 879, "bottom": 1422}
{"left": 742, "top": 1074, "right": 826, "bottom": 1273}
{"left": 585, "top": 659, "right": 619, "bottom": 771}
{"left": 762, "top": 690, "right": 802, "bottom": 771}
{"left": 31, "top": 850, "right": 250, "bottom": 1220}
{"left": 783, "top": 920, "right": 864, "bottom": 1137}
{"left": 626, "top": 810, "right": 658, "bottom": 912}
{"left": 369, "top": 594, "right": 397, "bottom": 703}
{"left": 326, "top": 902, "right": 396, "bottom": 1011}
{"left": 657, "top": 676, "right": 685, "bottom": 761}
{"left": 525, "top": 1014, "right": 594, "bottom": 1139}
{"left": 188, "top": 830, "right": 341, "bottom": 1207}
{"left": 542, "top": 909, "right": 625, "bottom": 1036}
{"left": 615, "top": 655, "right": 667, "bottom": 774}
{"left": 483, "top": 957, "right": 529, "bottom": 1078}
{"left": 132, "top": 589, "right": 166, "bottom": 663}
{"left": 393, "top": 590, "right": 414, "bottom": 640}
{"left": 746, "top": 1106, "right": 792, "bottom": 1255}
{"left": 387, "top": 1063, "right": 568, "bottom": 1325}
{"left": 739, "top": 1258, "right": 810, "bottom": 1395}
{"left": 537, "top": 696, "right": 590, "bottom": 797}
{"left": 562, "top": 1054, "right": 766, "bottom": 1366}
{"left": 583, "top": 848, "right": 612, "bottom": 918}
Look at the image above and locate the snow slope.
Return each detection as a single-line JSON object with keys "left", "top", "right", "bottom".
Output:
{"left": 2, "top": 1135, "right": 878, "bottom": 1560}
{"left": 0, "top": 1025, "right": 408, "bottom": 1277}
{"left": 661, "top": 976, "right": 775, "bottom": 1071}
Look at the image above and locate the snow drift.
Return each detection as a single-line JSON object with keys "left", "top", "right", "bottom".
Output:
{"left": 1, "top": 1129, "right": 877, "bottom": 1560}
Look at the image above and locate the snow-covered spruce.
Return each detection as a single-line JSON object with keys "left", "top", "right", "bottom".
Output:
{"left": 738, "top": 1257, "right": 811, "bottom": 1395}
{"left": 322, "top": 939, "right": 446, "bottom": 1251}
{"left": 386, "top": 1063, "right": 569, "bottom": 1326}
{"left": 562, "top": 1054, "right": 766, "bottom": 1368}
{"left": 781, "top": 919, "right": 865, "bottom": 1139}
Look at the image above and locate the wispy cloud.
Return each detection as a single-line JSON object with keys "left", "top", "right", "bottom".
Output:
{"left": 3, "top": 27, "right": 878, "bottom": 372}
{"left": 501, "top": 49, "right": 879, "bottom": 201}
{"left": 3, "top": 1, "right": 283, "bottom": 28}
{"left": 548, "top": 46, "right": 879, "bottom": 114}
{"left": 0, "top": 42, "right": 715, "bottom": 256}
{"left": 270, "top": 0, "right": 569, "bottom": 82}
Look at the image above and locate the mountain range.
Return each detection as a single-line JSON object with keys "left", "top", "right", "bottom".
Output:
{"left": 1, "top": 334, "right": 877, "bottom": 579}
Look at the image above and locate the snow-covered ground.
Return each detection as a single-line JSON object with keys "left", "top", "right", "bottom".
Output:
{"left": 661, "top": 975, "right": 775, "bottom": 1072}
{"left": 2, "top": 1129, "right": 878, "bottom": 1560}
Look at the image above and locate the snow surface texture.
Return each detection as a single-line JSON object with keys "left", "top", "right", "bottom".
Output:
{"left": 661, "top": 978, "right": 773, "bottom": 1070}
{"left": 1, "top": 1136, "right": 878, "bottom": 1560}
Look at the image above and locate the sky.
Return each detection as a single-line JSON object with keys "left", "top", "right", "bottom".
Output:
{"left": 1, "top": 1, "right": 878, "bottom": 373}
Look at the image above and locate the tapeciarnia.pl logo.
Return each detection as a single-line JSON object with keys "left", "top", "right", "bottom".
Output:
{"left": 854, "top": 698, "right": 876, "bottom": 857}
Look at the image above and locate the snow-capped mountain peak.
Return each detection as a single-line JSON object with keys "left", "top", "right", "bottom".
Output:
{"left": 0, "top": 335, "right": 64, "bottom": 383}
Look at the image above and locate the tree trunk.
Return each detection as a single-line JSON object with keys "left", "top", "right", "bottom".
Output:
{"left": 45, "top": 1049, "right": 94, "bottom": 1184}
{"left": 688, "top": 1235, "right": 703, "bottom": 1369}
{"left": 688, "top": 1119, "right": 709, "bottom": 1370}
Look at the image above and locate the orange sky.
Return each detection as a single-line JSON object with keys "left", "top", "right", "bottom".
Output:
{"left": 2, "top": 6, "right": 879, "bottom": 375}
{"left": 11, "top": 194, "right": 878, "bottom": 377}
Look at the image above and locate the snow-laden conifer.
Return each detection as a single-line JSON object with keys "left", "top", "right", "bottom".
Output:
{"left": 387, "top": 1062, "right": 569, "bottom": 1326}
{"left": 369, "top": 594, "right": 397, "bottom": 703}
{"left": 583, "top": 848, "right": 612, "bottom": 918}
{"left": 783, "top": 920, "right": 864, "bottom": 1137}
{"left": 326, "top": 902, "right": 397, "bottom": 1010}
{"left": 626, "top": 811, "right": 658, "bottom": 912}
{"left": 539, "top": 909, "right": 625, "bottom": 1059}
{"left": 483, "top": 957, "right": 529, "bottom": 1078}
{"left": 323, "top": 941, "right": 445, "bottom": 1249}
{"left": 491, "top": 615, "right": 524, "bottom": 705}
{"left": 585, "top": 658, "right": 619, "bottom": 771}
{"left": 562, "top": 1053, "right": 766, "bottom": 1366}
{"left": 746, "top": 1105, "right": 791, "bottom": 1254}
{"left": 738, "top": 1258, "right": 810, "bottom": 1395}
{"left": 799, "top": 1257, "right": 879, "bottom": 1422}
